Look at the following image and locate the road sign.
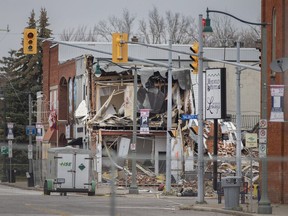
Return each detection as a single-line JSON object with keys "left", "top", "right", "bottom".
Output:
{"left": 181, "top": 114, "right": 198, "bottom": 120}
{"left": 26, "top": 125, "right": 36, "bottom": 135}
{"left": 259, "top": 144, "right": 267, "bottom": 158}
{"left": 130, "top": 143, "right": 136, "bottom": 151}
{"left": 8, "top": 140, "right": 12, "bottom": 158}
{"left": 245, "top": 133, "right": 258, "bottom": 148}
{"left": 28, "top": 144, "right": 33, "bottom": 159}
{"left": 1, "top": 146, "right": 8, "bottom": 155}
{"left": 7, "top": 122, "right": 14, "bottom": 129}
{"left": 259, "top": 128, "right": 267, "bottom": 143}
{"left": 7, "top": 122, "right": 14, "bottom": 140}
{"left": 259, "top": 119, "right": 267, "bottom": 129}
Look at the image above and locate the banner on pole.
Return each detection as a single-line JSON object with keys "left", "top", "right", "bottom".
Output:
{"left": 205, "top": 68, "right": 226, "bottom": 119}
{"left": 270, "top": 85, "right": 284, "bottom": 122}
{"left": 140, "top": 109, "right": 150, "bottom": 134}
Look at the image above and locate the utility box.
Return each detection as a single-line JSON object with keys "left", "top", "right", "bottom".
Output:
{"left": 222, "top": 176, "right": 241, "bottom": 210}
{"left": 43, "top": 146, "right": 96, "bottom": 196}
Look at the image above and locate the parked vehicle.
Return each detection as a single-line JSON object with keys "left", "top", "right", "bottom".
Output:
{"left": 44, "top": 146, "right": 96, "bottom": 196}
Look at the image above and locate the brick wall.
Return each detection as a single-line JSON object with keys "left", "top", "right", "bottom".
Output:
{"left": 262, "top": 0, "right": 288, "bottom": 203}
{"left": 42, "top": 41, "right": 76, "bottom": 146}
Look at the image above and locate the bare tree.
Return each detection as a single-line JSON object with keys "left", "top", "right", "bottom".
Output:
{"left": 73, "top": 25, "right": 88, "bottom": 41}
{"left": 204, "top": 15, "right": 238, "bottom": 47}
{"left": 238, "top": 26, "right": 260, "bottom": 47}
{"left": 59, "top": 6, "right": 258, "bottom": 47}
{"left": 60, "top": 9, "right": 135, "bottom": 42}
{"left": 204, "top": 14, "right": 260, "bottom": 48}
{"left": 148, "top": 6, "right": 165, "bottom": 44}
{"left": 139, "top": 20, "right": 150, "bottom": 44}
{"left": 60, "top": 28, "right": 75, "bottom": 41}
{"left": 92, "top": 9, "right": 136, "bottom": 41}
{"left": 166, "top": 11, "right": 197, "bottom": 44}
{"left": 139, "top": 7, "right": 196, "bottom": 44}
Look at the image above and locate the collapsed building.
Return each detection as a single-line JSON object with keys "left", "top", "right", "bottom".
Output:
{"left": 38, "top": 41, "right": 260, "bottom": 192}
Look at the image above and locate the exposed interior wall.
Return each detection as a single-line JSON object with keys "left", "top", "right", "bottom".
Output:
{"left": 154, "top": 136, "right": 166, "bottom": 175}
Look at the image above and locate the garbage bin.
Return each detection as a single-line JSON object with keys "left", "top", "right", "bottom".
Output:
{"left": 221, "top": 176, "right": 241, "bottom": 210}
{"left": 26, "top": 172, "right": 34, "bottom": 187}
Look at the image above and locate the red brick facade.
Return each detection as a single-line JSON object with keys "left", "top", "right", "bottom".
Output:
{"left": 42, "top": 41, "right": 77, "bottom": 146}
{"left": 262, "top": 0, "right": 288, "bottom": 203}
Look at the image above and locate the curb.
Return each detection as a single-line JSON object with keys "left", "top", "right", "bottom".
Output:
{"left": 187, "top": 205, "right": 255, "bottom": 216}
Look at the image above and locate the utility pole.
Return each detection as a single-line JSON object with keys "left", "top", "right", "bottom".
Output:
{"left": 258, "top": 24, "right": 272, "bottom": 215}
{"left": 236, "top": 40, "right": 242, "bottom": 178}
{"left": 165, "top": 39, "right": 172, "bottom": 192}
{"left": 129, "top": 67, "right": 139, "bottom": 194}
{"left": 28, "top": 94, "right": 34, "bottom": 187}
{"left": 197, "top": 14, "right": 206, "bottom": 204}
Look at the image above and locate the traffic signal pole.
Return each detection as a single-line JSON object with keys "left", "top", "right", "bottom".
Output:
{"left": 197, "top": 14, "right": 206, "bottom": 204}
{"left": 28, "top": 94, "right": 32, "bottom": 172}
{"left": 165, "top": 39, "right": 172, "bottom": 192}
{"left": 40, "top": 38, "right": 260, "bottom": 72}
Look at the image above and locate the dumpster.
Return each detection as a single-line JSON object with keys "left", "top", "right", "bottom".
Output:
{"left": 221, "top": 176, "right": 241, "bottom": 210}
{"left": 27, "top": 172, "right": 34, "bottom": 187}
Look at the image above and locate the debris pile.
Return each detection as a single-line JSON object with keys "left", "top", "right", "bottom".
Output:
{"left": 101, "top": 120, "right": 260, "bottom": 197}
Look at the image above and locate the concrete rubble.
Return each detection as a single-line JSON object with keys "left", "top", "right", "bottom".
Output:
{"left": 102, "top": 120, "right": 260, "bottom": 198}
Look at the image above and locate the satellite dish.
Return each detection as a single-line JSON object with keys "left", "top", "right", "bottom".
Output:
{"left": 270, "top": 57, "right": 288, "bottom": 73}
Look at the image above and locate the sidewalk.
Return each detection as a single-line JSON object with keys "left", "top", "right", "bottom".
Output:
{"left": 1, "top": 180, "right": 288, "bottom": 216}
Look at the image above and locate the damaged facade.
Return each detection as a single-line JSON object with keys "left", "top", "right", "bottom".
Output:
{"left": 40, "top": 41, "right": 261, "bottom": 189}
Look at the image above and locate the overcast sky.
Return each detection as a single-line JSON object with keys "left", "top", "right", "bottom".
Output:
{"left": 0, "top": 0, "right": 261, "bottom": 60}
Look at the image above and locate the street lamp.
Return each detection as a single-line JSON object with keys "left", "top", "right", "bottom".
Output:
{"left": 196, "top": 14, "right": 205, "bottom": 204}
{"left": 204, "top": 15, "right": 242, "bottom": 178}
{"left": 203, "top": 8, "right": 272, "bottom": 214}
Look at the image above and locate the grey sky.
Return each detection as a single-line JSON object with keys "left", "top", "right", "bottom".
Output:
{"left": 0, "top": 0, "right": 261, "bottom": 59}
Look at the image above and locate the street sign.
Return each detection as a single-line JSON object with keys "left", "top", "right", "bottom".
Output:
{"left": 7, "top": 122, "right": 14, "bottom": 129}
{"left": 1, "top": 146, "right": 8, "bottom": 155}
{"left": 28, "top": 144, "right": 33, "bottom": 159}
{"left": 7, "top": 122, "right": 14, "bottom": 140}
{"left": 245, "top": 133, "right": 258, "bottom": 148}
{"left": 8, "top": 140, "right": 12, "bottom": 158}
{"left": 130, "top": 143, "right": 136, "bottom": 151}
{"left": 36, "top": 123, "right": 44, "bottom": 141}
{"left": 259, "top": 119, "right": 267, "bottom": 129}
{"left": 26, "top": 125, "right": 36, "bottom": 135}
{"left": 259, "top": 144, "right": 267, "bottom": 158}
{"left": 259, "top": 129, "right": 267, "bottom": 143}
{"left": 181, "top": 114, "right": 198, "bottom": 120}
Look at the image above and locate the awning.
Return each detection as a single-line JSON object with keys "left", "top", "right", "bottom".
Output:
{"left": 67, "top": 137, "right": 83, "bottom": 146}
{"left": 42, "top": 127, "right": 57, "bottom": 144}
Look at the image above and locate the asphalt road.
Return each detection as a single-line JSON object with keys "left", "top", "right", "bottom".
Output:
{"left": 0, "top": 184, "right": 228, "bottom": 216}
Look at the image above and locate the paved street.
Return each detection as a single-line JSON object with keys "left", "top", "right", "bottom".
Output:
{"left": 2, "top": 182, "right": 288, "bottom": 216}
{"left": 0, "top": 183, "right": 230, "bottom": 216}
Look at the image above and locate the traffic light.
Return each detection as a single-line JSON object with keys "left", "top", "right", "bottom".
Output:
{"left": 112, "top": 33, "right": 128, "bottom": 63}
{"left": 23, "top": 28, "right": 37, "bottom": 54}
{"left": 189, "top": 42, "right": 199, "bottom": 74}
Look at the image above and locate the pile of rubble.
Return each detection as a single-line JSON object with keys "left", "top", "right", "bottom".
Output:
{"left": 102, "top": 120, "right": 260, "bottom": 197}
